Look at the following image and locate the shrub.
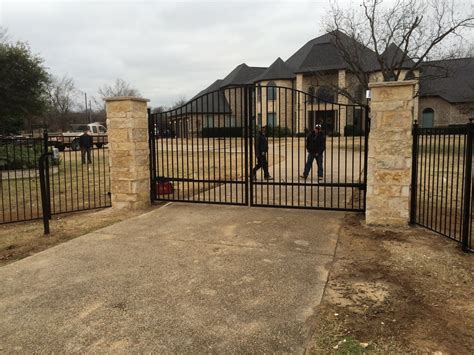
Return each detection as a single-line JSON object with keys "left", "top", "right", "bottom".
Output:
{"left": 202, "top": 127, "right": 243, "bottom": 138}
{"left": 267, "top": 126, "right": 292, "bottom": 137}
{"left": 0, "top": 141, "right": 59, "bottom": 169}
{"left": 0, "top": 142, "right": 42, "bottom": 169}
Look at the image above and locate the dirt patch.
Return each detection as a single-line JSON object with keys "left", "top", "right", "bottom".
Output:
{"left": 306, "top": 214, "right": 474, "bottom": 354}
{"left": 0, "top": 205, "right": 161, "bottom": 267}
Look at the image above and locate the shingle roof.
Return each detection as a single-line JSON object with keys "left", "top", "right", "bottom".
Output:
{"left": 285, "top": 30, "right": 379, "bottom": 73}
{"left": 186, "top": 79, "right": 231, "bottom": 113}
{"left": 420, "top": 58, "right": 474, "bottom": 103}
{"left": 185, "top": 64, "right": 267, "bottom": 113}
{"left": 381, "top": 43, "right": 415, "bottom": 69}
{"left": 253, "top": 57, "right": 296, "bottom": 82}
{"left": 219, "top": 63, "right": 267, "bottom": 87}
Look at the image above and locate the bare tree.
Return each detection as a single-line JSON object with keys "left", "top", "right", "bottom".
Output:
{"left": 320, "top": 0, "right": 474, "bottom": 102}
{"left": 171, "top": 96, "right": 187, "bottom": 109}
{"left": 152, "top": 106, "right": 167, "bottom": 114}
{"left": 0, "top": 26, "right": 9, "bottom": 44}
{"left": 47, "top": 74, "right": 78, "bottom": 116}
{"left": 98, "top": 78, "right": 141, "bottom": 98}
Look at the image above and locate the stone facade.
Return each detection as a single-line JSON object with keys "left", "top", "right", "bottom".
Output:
{"left": 418, "top": 97, "right": 472, "bottom": 127}
{"left": 105, "top": 97, "right": 151, "bottom": 210}
{"left": 366, "top": 81, "right": 418, "bottom": 226}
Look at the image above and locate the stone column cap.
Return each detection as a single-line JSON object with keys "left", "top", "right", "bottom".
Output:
{"left": 103, "top": 96, "right": 150, "bottom": 103}
{"left": 369, "top": 80, "right": 418, "bottom": 88}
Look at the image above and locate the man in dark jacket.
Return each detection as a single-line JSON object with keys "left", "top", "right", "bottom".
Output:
{"left": 79, "top": 129, "right": 93, "bottom": 164}
{"left": 301, "top": 124, "right": 326, "bottom": 180}
{"left": 252, "top": 126, "right": 272, "bottom": 180}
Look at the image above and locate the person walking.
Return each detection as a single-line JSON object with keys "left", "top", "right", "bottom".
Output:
{"left": 79, "top": 129, "right": 93, "bottom": 164}
{"left": 301, "top": 124, "right": 326, "bottom": 181}
{"left": 252, "top": 126, "right": 273, "bottom": 180}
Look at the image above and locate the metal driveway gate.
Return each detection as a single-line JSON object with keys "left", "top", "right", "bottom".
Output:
{"left": 149, "top": 85, "right": 369, "bottom": 212}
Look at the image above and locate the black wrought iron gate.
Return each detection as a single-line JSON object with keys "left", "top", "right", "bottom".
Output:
{"left": 149, "top": 85, "right": 369, "bottom": 212}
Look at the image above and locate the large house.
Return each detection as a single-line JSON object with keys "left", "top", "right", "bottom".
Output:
{"left": 168, "top": 31, "right": 474, "bottom": 137}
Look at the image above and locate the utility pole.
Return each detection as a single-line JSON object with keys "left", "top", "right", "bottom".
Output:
{"left": 84, "top": 92, "right": 88, "bottom": 122}
{"left": 89, "top": 100, "right": 92, "bottom": 123}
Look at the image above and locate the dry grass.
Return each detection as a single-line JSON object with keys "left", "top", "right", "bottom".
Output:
{"left": 1, "top": 148, "right": 110, "bottom": 223}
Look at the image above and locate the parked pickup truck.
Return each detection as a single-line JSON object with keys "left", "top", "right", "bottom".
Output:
{"left": 49, "top": 122, "right": 108, "bottom": 151}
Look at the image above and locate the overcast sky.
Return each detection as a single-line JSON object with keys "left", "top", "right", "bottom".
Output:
{"left": 0, "top": 0, "right": 335, "bottom": 108}
{"left": 1, "top": 0, "right": 473, "bottom": 109}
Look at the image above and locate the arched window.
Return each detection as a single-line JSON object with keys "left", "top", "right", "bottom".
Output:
{"left": 257, "top": 84, "right": 262, "bottom": 102}
{"left": 404, "top": 70, "right": 415, "bottom": 80}
{"left": 267, "top": 81, "right": 277, "bottom": 101}
{"left": 421, "top": 108, "right": 435, "bottom": 128}
{"left": 316, "top": 86, "right": 335, "bottom": 102}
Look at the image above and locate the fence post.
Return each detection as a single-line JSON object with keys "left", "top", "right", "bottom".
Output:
{"left": 42, "top": 130, "right": 51, "bottom": 219}
{"left": 39, "top": 152, "right": 52, "bottom": 234}
{"left": 410, "top": 120, "right": 419, "bottom": 225}
{"left": 244, "top": 86, "right": 251, "bottom": 206}
{"left": 148, "top": 108, "right": 157, "bottom": 202}
{"left": 461, "top": 120, "right": 473, "bottom": 252}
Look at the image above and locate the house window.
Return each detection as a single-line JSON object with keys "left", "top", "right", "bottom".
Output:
{"left": 267, "top": 112, "right": 277, "bottom": 127}
{"left": 205, "top": 115, "right": 214, "bottom": 128}
{"left": 353, "top": 108, "right": 363, "bottom": 130}
{"left": 316, "top": 86, "right": 335, "bottom": 102}
{"left": 308, "top": 86, "right": 316, "bottom": 103}
{"left": 257, "top": 113, "right": 262, "bottom": 128}
{"left": 308, "top": 110, "right": 337, "bottom": 133}
{"left": 405, "top": 70, "right": 415, "bottom": 80}
{"left": 421, "top": 108, "right": 435, "bottom": 128}
{"left": 257, "top": 84, "right": 262, "bottom": 102}
{"left": 267, "top": 81, "right": 277, "bottom": 101}
{"left": 225, "top": 116, "right": 236, "bottom": 127}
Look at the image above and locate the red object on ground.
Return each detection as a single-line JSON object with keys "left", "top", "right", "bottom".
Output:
{"left": 156, "top": 181, "right": 174, "bottom": 195}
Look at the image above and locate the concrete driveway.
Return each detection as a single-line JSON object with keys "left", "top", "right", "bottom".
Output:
{"left": 0, "top": 203, "right": 344, "bottom": 353}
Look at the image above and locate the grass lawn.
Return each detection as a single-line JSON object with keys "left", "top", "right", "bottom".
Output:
{"left": 1, "top": 148, "right": 110, "bottom": 223}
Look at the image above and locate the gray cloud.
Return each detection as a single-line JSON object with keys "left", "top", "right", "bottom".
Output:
{"left": 1, "top": 0, "right": 330, "bottom": 107}
{"left": 5, "top": 0, "right": 470, "bottom": 108}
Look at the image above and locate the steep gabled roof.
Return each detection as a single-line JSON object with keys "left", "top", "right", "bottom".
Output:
{"left": 285, "top": 30, "right": 379, "bottom": 73}
{"left": 420, "top": 57, "right": 474, "bottom": 103}
{"left": 186, "top": 79, "right": 230, "bottom": 113}
{"left": 253, "top": 57, "right": 296, "bottom": 82}
{"left": 220, "top": 63, "right": 267, "bottom": 87}
{"left": 381, "top": 43, "right": 415, "bottom": 69}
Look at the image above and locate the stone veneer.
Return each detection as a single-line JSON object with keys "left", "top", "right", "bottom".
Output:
{"left": 104, "top": 97, "right": 151, "bottom": 210}
{"left": 366, "top": 80, "right": 418, "bottom": 226}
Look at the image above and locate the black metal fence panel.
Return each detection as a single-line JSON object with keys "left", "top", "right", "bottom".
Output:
{"left": 0, "top": 132, "right": 111, "bottom": 224}
{"left": 47, "top": 134, "right": 111, "bottom": 215}
{"left": 149, "top": 85, "right": 369, "bottom": 211}
{"left": 0, "top": 136, "right": 45, "bottom": 223}
{"left": 249, "top": 86, "right": 369, "bottom": 211}
{"left": 411, "top": 123, "right": 473, "bottom": 251}
{"left": 150, "top": 86, "right": 248, "bottom": 205}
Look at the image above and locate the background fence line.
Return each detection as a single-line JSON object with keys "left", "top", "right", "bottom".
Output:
{"left": 0, "top": 131, "right": 111, "bottom": 224}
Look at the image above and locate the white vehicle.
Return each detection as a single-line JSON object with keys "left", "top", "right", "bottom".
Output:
{"left": 49, "top": 122, "right": 108, "bottom": 151}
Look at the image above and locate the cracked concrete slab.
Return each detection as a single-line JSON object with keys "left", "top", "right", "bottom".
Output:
{"left": 0, "top": 203, "right": 344, "bottom": 353}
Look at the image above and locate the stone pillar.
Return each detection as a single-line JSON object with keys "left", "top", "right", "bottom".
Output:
{"left": 105, "top": 96, "right": 151, "bottom": 210}
{"left": 366, "top": 80, "right": 418, "bottom": 226}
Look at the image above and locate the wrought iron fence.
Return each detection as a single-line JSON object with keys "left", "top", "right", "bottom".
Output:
{"left": 149, "top": 85, "right": 369, "bottom": 211}
{"left": 411, "top": 121, "right": 473, "bottom": 252}
{"left": 0, "top": 132, "right": 111, "bottom": 224}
